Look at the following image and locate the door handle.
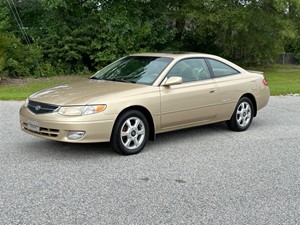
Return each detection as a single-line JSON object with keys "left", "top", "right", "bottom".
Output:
{"left": 209, "top": 89, "right": 217, "bottom": 93}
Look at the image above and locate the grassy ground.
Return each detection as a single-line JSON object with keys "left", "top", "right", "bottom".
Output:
{"left": 264, "top": 71, "right": 300, "bottom": 95}
{"left": 0, "top": 65, "right": 299, "bottom": 100}
{"left": 0, "top": 76, "right": 87, "bottom": 100}
{"left": 248, "top": 64, "right": 300, "bottom": 95}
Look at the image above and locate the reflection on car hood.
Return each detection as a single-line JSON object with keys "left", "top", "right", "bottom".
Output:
{"left": 29, "top": 79, "right": 148, "bottom": 105}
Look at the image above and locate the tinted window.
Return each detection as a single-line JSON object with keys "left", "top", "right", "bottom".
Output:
{"left": 207, "top": 59, "right": 239, "bottom": 77}
{"left": 92, "top": 56, "right": 173, "bottom": 85}
{"left": 167, "top": 58, "right": 211, "bottom": 82}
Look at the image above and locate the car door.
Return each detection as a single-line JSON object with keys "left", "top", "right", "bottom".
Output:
{"left": 159, "top": 58, "right": 219, "bottom": 130}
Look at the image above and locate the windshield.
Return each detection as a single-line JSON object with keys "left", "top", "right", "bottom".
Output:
{"left": 91, "top": 56, "right": 173, "bottom": 85}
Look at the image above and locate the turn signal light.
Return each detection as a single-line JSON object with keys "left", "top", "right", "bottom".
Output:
{"left": 95, "top": 105, "right": 107, "bottom": 112}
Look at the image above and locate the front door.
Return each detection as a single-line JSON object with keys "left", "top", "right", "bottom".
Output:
{"left": 159, "top": 58, "right": 219, "bottom": 130}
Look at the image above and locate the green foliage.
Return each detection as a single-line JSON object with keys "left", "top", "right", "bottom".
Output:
{"left": 174, "top": 0, "right": 298, "bottom": 65}
{"left": 1, "top": 0, "right": 300, "bottom": 77}
{"left": 0, "top": 33, "right": 43, "bottom": 77}
{"left": 0, "top": 1, "right": 11, "bottom": 32}
{"left": 91, "top": 0, "right": 176, "bottom": 68}
{"left": 0, "top": 34, "right": 8, "bottom": 75}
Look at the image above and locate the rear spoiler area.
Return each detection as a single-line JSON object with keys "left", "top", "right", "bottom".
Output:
{"left": 247, "top": 70, "right": 264, "bottom": 75}
{"left": 247, "top": 70, "right": 268, "bottom": 86}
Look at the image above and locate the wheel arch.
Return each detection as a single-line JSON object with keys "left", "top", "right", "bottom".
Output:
{"left": 240, "top": 93, "right": 257, "bottom": 117}
{"left": 112, "top": 105, "right": 156, "bottom": 141}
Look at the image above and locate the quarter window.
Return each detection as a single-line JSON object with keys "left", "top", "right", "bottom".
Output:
{"left": 207, "top": 59, "right": 239, "bottom": 77}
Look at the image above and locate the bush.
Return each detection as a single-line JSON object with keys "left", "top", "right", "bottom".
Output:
{"left": 0, "top": 33, "right": 10, "bottom": 78}
{"left": 0, "top": 32, "right": 44, "bottom": 78}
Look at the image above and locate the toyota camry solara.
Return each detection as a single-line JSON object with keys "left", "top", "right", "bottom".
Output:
{"left": 20, "top": 52, "right": 270, "bottom": 155}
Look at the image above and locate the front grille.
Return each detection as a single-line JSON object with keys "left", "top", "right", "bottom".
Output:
{"left": 28, "top": 100, "right": 59, "bottom": 114}
{"left": 23, "top": 122, "right": 60, "bottom": 137}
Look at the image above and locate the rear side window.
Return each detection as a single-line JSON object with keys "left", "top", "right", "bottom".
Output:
{"left": 207, "top": 59, "right": 239, "bottom": 78}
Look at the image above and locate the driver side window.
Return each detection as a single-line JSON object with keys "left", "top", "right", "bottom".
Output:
{"left": 167, "top": 58, "right": 211, "bottom": 82}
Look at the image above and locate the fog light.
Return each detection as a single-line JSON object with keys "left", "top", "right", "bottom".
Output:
{"left": 68, "top": 131, "right": 86, "bottom": 140}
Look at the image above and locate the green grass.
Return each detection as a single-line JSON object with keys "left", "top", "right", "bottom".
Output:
{"left": 264, "top": 71, "right": 300, "bottom": 95}
{"left": 0, "top": 66, "right": 299, "bottom": 100}
{"left": 0, "top": 77, "right": 86, "bottom": 100}
{"left": 249, "top": 64, "right": 300, "bottom": 72}
{"left": 242, "top": 64, "right": 300, "bottom": 95}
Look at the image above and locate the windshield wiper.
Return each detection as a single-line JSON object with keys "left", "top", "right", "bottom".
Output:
{"left": 90, "top": 76, "right": 101, "bottom": 80}
{"left": 90, "top": 77, "right": 135, "bottom": 83}
{"left": 110, "top": 78, "right": 135, "bottom": 83}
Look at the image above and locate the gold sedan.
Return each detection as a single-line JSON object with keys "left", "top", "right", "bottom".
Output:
{"left": 20, "top": 53, "right": 270, "bottom": 155}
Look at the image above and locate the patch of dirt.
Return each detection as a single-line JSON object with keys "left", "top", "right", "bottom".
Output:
{"left": 0, "top": 77, "right": 34, "bottom": 86}
{"left": 0, "top": 76, "right": 87, "bottom": 86}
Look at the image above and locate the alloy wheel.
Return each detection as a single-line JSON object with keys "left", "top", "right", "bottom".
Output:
{"left": 236, "top": 101, "right": 252, "bottom": 127}
{"left": 120, "top": 117, "right": 145, "bottom": 150}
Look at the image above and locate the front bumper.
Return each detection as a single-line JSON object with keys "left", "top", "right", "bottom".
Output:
{"left": 19, "top": 105, "right": 115, "bottom": 143}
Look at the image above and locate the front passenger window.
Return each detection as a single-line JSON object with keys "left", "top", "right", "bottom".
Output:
{"left": 167, "top": 58, "right": 210, "bottom": 82}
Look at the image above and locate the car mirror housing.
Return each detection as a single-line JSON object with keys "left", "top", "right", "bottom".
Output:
{"left": 163, "top": 76, "right": 183, "bottom": 86}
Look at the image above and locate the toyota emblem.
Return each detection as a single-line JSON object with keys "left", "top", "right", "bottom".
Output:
{"left": 35, "top": 105, "right": 41, "bottom": 111}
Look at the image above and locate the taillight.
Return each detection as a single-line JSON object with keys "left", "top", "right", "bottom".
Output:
{"left": 262, "top": 77, "right": 268, "bottom": 86}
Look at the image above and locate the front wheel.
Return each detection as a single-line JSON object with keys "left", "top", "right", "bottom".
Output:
{"left": 111, "top": 110, "right": 149, "bottom": 155}
{"left": 226, "top": 97, "right": 254, "bottom": 131}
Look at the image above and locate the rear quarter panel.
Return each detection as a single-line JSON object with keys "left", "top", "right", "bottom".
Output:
{"left": 213, "top": 72, "right": 267, "bottom": 121}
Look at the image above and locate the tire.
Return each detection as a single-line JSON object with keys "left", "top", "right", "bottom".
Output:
{"left": 226, "top": 97, "right": 254, "bottom": 132}
{"left": 111, "top": 110, "right": 149, "bottom": 155}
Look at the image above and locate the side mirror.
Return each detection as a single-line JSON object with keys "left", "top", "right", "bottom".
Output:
{"left": 162, "top": 76, "right": 183, "bottom": 86}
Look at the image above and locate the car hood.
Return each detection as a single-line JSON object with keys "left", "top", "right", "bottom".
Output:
{"left": 29, "top": 79, "right": 149, "bottom": 105}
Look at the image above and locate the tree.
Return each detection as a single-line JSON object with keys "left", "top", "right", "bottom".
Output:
{"left": 168, "top": 0, "right": 297, "bottom": 65}
{"left": 2, "top": 0, "right": 300, "bottom": 77}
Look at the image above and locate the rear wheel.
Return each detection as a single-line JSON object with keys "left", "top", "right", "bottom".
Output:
{"left": 226, "top": 97, "right": 254, "bottom": 131}
{"left": 111, "top": 110, "right": 149, "bottom": 155}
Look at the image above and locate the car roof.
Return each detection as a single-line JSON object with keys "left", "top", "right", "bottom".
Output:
{"left": 130, "top": 52, "right": 217, "bottom": 59}
{"left": 130, "top": 52, "right": 246, "bottom": 73}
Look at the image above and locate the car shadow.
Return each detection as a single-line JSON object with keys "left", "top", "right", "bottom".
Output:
{"left": 24, "top": 139, "right": 116, "bottom": 158}
{"left": 23, "top": 122, "right": 233, "bottom": 157}
{"left": 154, "top": 122, "right": 229, "bottom": 140}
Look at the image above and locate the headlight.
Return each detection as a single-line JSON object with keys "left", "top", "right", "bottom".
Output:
{"left": 82, "top": 105, "right": 107, "bottom": 115}
{"left": 58, "top": 106, "right": 83, "bottom": 116}
{"left": 58, "top": 105, "right": 106, "bottom": 116}
{"left": 24, "top": 98, "right": 29, "bottom": 107}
